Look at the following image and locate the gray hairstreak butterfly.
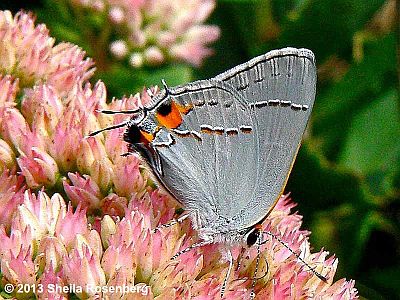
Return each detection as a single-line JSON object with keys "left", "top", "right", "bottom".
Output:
{"left": 90, "top": 47, "right": 325, "bottom": 297}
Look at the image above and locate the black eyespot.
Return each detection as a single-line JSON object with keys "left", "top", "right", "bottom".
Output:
{"left": 123, "top": 124, "right": 141, "bottom": 144}
{"left": 157, "top": 101, "right": 172, "bottom": 116}
{"left": 246, "top": 227, "right": 260, "bottom": 247}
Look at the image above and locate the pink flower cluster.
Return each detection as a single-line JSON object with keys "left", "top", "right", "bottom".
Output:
{"left": 71, "top": 0, "right": 220, "bottom": 67}
{"left": 0, "top": 10, "right": 358, "bottom": 300}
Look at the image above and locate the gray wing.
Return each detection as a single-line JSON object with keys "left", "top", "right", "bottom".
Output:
{"left": 149, "top": 80, "right": 261, "bottom": 228}
{"left": 214, "top": 47, "right": 317, "bottom": 228}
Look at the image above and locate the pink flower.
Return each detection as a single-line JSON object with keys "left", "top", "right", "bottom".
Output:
{"left": 112, "top": 155, "right": 147, "bottom": 197}
{"left": 21, "top": 84, "right": 63, "bottom": 129}
{"left": 63, "top": 244, "right": 106, "bottom": 298}
{"left": 0, "top": 188, "right": 358, "bottom": 299}
{"left": 101, "top": 193, "right": 128, "bottom": 217}
{"left": 1, "top": 245, "right": 36, "bottom": 293}
{"left": 67, "top": 0, "right": 220, "bottom": 67}
{"left": 37, "top": 236, "right": 67, "bottom": 273}
{"left": 76, "top": 137, "right": 113, "bottom": 191}
{"left": 38, "top": 265, "right": 68, "bottom": 300}
{"left": 0, "top": 169, "right": 25, "bottom": 228}
{"left": 0, "top": 224, "right": 33, "bottom": 263}
{"left": 0, "top": 138, "right": 15, "bottom": 172}
{"left": 17, "top": 147, "right": 59, "bottom": 188}
{"left": 0, "top": 11, "right": 93, "bottom": 94}
{"left": 54, "top": 204, "right": 90, "bottom": 251}
{"left": 0, "top": 11, "right": 104, "bottom": 191}
{"left": 0, "top": 75, "right": 18, "bottom": 110}
{"left": 12, "top": 191, "right": 66, "bottom": 242}
{"left": 63, "top": 173, "right": 103, "bottom": 211}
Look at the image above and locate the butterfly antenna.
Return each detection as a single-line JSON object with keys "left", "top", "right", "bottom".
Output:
{"left": 262, "top": 231, "right": 328, "bottom": 282}
{"left": 96, "top": 108, "right": 142, "bottom": 115}
{"left": 249, "top": 237, "right": 262, "bottom": 300}
{"left": 87, "top": 120, "right": 130, "bottom": 137}
{"left": 161, "top": 79, "right": 171, "bottom": 95}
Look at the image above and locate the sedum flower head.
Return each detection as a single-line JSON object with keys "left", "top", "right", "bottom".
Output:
{"left": 0, "top": 10, "right": 94, "bottom": 94}
{"left": 68, "top": 0, "right": 220, "bottom": 67}
{"left": 0, "top": 191, "right": 358, "bottom": 299}
{"left": 0, "top": 10, "right": 149, "bottom": 219}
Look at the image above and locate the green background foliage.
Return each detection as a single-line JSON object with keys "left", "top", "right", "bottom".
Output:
{"left": 1, "top": 0, "right": 399, "bottom": 298}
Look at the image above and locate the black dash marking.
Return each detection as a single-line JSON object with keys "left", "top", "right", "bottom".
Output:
{"left": 291, "top": 104, "right": 302, "bottom": 111}
{"left": 254, "top": 101, "right": 269, "bottom": 108}
{"left": 268, "top": 99, "right": 280, "bottom": 106}
{"left": 226, "top": 128, "right": 239, "bottom": 136}
{"left": 213, "top": 127, "right": 224, "bottom": 135}
{"left": 172, "top": 129, "right": 202, "bottom": 141}
{"left": 208, "top": 99, "right": 218, "bottom": 106}
{"left": 200, "top": 124, "right": 213, "bottom": 134}
{"left": 194, "top": 100, "right": 205, "bottom": 107}
{"left": 237, "top": 83, "right": 249, "bottom": 91}
{"left": 240, "top": 125, "right": 252, "bottom": 133}
{"left": 173, "top": 129, "right": 191, "bottom": 137}
{"left": 280, "top": 100, "right": 291, "bottom": 107}
{"left": 190, "top": 131, "right": 202, "bottom": 141}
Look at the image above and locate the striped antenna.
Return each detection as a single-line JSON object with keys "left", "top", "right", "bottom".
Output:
{"left": 95, "top": 108, "right": 142, "bottom": 115}
{"left": 87, "top": 120, "right": 130, "bottom": 137}
{"left": 262, "top": 231, "right": 328, "bottom": 282}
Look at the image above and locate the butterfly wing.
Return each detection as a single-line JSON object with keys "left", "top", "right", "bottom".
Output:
{"left": 214, "top": 47, "right": 317, "bottom": 228}
{"left": 125, "top": 48, "right": 316, "bottom": 233}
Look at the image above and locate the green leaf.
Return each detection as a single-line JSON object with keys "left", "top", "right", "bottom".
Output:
{"left": 339, "top": 89, "right": 400, "bottom": 174}
{"left": 313, "top": 33, "right": 397, "bottom": 160}
{"left": 287, "top": 142, "right": 365, "bottom": 213}
{"left": 310, "top": 207, "right": 388, "bottom": 276}
{"left": 363, "top": 267, "right": 400, "bottom": 299}
{"left": 277, "top": 0, "right": 386, "bottom": 61}
{"left": 339, "top": 89, "right": 400, "bottom": 197}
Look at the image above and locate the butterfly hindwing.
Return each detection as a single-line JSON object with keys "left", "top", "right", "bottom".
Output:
{"left": 215, "top": 47, "right": 317, "bottom": 227}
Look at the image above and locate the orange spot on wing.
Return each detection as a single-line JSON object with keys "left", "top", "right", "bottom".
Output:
{"left": 140, "top": 130, "right": 154, "bottom": 144}
{"left": 156, "top": 101, "right": 192, "bottom": 129}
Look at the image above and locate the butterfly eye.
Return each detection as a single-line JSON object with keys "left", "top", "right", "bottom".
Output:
{"left": 245, "top": 227, "right": 261, "bottom": 247}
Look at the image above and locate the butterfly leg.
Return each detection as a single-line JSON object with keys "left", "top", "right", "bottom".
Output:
{"left": 171, "top": 239, "right": 212, "bottom": 260}
{"left": 220, "top": 249, "right": 234, "bottom": 298}
{"left": 152, "top": 213, "right": 190, "bottom": 233}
